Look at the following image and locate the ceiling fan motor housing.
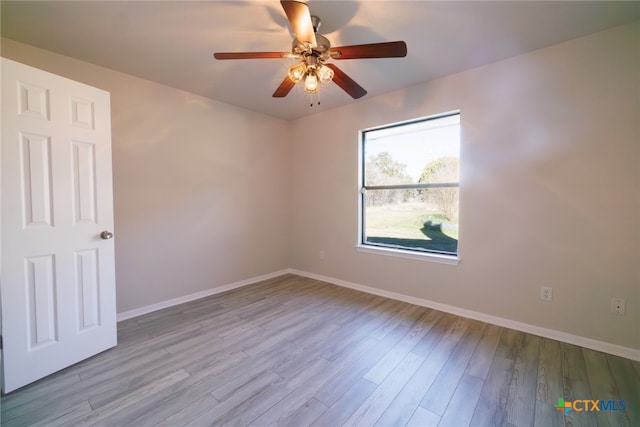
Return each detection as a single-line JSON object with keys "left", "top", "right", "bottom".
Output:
{"left": 292, "top": 33, "right": 331, "bottom": 61}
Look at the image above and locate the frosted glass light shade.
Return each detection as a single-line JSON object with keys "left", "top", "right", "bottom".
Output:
{"left": 317, "top": 65, "right": 334, "bottom": 84}
{"left": 288, "top": 62, "right": 307, "bottom": 83}
{"left": 304, "top": 73, "right": 319, "bottom": 93}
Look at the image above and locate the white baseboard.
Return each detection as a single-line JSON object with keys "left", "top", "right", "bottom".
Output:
{"left": 116, "top": 269, "right": 290, "bottom": 322}
{"left": 116, "top": 267, "right": 640, "bottom": 361}
{"left": 290, "top": 269, "right": 640, "bottom": 362}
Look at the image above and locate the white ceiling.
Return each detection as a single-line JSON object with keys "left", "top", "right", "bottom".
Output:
{"left": 2, "top": 1, "right": 638, "bottom": 120}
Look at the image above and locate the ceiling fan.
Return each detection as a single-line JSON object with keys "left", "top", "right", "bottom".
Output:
{"left": 213, "top": 0, "right": 407, "bottom": 100}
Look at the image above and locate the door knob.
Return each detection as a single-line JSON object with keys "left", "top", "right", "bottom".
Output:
{"left": 100, "top": 230, "right": 114, "bottom": 240}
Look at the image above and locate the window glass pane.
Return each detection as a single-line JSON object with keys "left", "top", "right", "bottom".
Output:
{"left": 361, "top": 113, "right": 460, "bottom": 257}
{"left": 363, "top": 188, "right": 458, "bottom": 255}
{"left": 364, "top": 115, "right": 460, "bottom": 186}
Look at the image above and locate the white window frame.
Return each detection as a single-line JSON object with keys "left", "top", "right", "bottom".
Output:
{"left": 356, "top": 111, "right": 461, "bottom": 265}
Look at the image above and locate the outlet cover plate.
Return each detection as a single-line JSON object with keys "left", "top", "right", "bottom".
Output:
{"left": 611, "top": 298, "right": 625, "bottom": 315}
{"left": 541, "top": 286, "right": 553, "bottom": 301}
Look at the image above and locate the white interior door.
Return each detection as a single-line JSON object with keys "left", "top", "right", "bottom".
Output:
{"left": 1, "top": 58, "right": 117, "bottom": 393}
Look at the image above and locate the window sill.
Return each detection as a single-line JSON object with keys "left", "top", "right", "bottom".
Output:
{"left": 356, "top": 244, "right": 461, "bottom": 265}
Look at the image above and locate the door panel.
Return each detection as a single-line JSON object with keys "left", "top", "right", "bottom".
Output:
{"left": 72, "top": 140, "right": 98, "bottom": 225}
{"left": 25, "top": 254, "right": 58, "bottom": 348}
{"left": 1, "top": 58, "right": 117, "bottom": 393}
{"left": 75, "top": 248, "right": 100, "bottom": 331}
{"left": 21, "top": 133, "right": 55, "bottom": 227}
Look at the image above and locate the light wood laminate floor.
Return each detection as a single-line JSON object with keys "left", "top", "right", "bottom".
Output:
{"left": 2, "top": 274, "right": 639, "bottom": 426}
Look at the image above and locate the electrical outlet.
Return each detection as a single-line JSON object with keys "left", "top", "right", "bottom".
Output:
{"left": 611, "top": 298, "right": 625, "bottom": 315}
{"left": 319, "top": 250, "right": 325, "bottom": 260}
{"left": 540, "top": 286, "right": 553, "bottom": 301}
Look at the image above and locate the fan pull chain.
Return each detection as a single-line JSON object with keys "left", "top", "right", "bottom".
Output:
{"left": 309, "top": 92, "right": 320, "bottom": 107}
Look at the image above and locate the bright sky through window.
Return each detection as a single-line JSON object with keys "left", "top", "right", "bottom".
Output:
{"left": 364, "top": 115, "right": 460, "bottom": 181}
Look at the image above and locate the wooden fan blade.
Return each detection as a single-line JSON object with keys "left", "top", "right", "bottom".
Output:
{"left": 214, "top": 52, "right": 290, "bottom": 60}
{"left": 325, "top": 63, "right": 367, "bottom": 99}
{"left": 280, "top": 0, "right": 317, "bottom": 47}
{"left": 330, "top": 41, "right": 407, "bottom": 60}
{"left": 273, "top": 76, "right": 296, "bottom": 98}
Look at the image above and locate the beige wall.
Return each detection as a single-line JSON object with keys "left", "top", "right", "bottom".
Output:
{"left": 2, "top": 21, "right": 638, "bottom": 350}
{"left": 289, "top": 22, "right": 639, "bottom": 350}
{"left": 1, "top": 39, "right": 291, "bottom": 313}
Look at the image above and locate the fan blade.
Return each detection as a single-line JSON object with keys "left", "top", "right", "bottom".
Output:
{"left": 281, "top": 0, "right": 317, "bottom": 47}
{"left": 330, "top": 41, "right": 407, "bottom": 60}
{"left": 325, "top": 64, "right": 367, "bottom": 99}
{"left": 214, "top": 52, "right": 291, "bottom": 60}
{"left": 273, "top": 76, "right": 296, "bottom": 98}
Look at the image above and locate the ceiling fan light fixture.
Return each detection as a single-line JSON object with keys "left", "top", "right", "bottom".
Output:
{"left": 288, "top": 62, "right": 307, "bottom": 83}
{"left": 317, "top": 64, "right": 334, "bottom": 84}
{"left": 304, "top": 72, "right": 319, "bottom": 93}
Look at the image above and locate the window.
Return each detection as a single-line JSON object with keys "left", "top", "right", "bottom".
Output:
{"left": 358, "top": 112, "right": 460, "bottom": 260}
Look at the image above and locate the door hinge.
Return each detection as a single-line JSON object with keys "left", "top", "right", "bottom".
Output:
{"left": 0, "top": 335, "right": 3, "bottom": 350}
